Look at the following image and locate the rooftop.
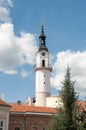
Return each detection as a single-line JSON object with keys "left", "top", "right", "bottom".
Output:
{"left": 77, "top": 100, "right": 86, "bottom": 112}
{"left": 10, "top": 103, "right": 58, "bottom": 114}
{"left": 0, "top": 98, "right": 11, "bottom": 107}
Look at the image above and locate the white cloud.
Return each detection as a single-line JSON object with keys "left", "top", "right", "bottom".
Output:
{"left": 0, "top": 7, "right": 11, "bottom": 22}
{"left": 0, "top": 23, "right": 37, "bottom": 74}
{"left": 51, "top": 50, "right": 86, "bottom": 99}
{"left": 20, "top": 69, "right": 29, "bottom": 78}
{"left": 0, "top": 0, "right": 37, "bottom": 74}
{"left": 0, "top": 0, "right": 13, "bottom": 22}
{"left": 16, "top": 31, "right": 37, "bottom": 65}
{"left": 0, "top": 0, "right": 13, "bottom": 7}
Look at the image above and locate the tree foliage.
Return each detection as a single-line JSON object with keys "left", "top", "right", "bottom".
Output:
{"left": 47, "top": 66, "right": 86, "bottom": 130}
{"left": 17, "top": 100, "right": 22, "bottom": 104}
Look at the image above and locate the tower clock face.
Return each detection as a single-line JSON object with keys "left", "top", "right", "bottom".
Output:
{"left": 42, "top": 52, "right": 45, "bottom": 56}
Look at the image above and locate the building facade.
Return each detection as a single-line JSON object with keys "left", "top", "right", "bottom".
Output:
{"left": 0, "top": 99, "right": 11, "bottom": 130}
{"left": 9, "top": 104, "right": 57, "bottom": 130}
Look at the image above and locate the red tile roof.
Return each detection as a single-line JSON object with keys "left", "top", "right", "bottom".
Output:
{"left": 0, "top": 99, "right": 11, "bottom": 107}
{"left": 10, "top": 104, "right": 58, "bottom": 114}
{"left": 10, "top": 100, "right": 86, "bottom": 114}
{"left": 77, "top": 100, "right": 86, "bottom": 112}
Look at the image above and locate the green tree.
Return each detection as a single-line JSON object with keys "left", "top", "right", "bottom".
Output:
{"left": 60, "top": 66, "right": 77, "bottom": 130}
{"left": 17, "top": 100, "right": 22, "bottom": 104}
{"left": 47, "top": 66, "right": 85, "bottom": 130}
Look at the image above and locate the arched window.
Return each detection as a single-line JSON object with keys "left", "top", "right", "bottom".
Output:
{"left": 43, "top": 127, "right": 46, "bottom": 130}
{"left": 15, "top": 127, "right": 20, "bottom": 130}
{"left": 42, "top": 60, "right": 45, "bottom": 67}
{"left": 32, "top": 127, "right": 37, "bottom": 130}
{"left": 0, "top": 121, "right": 3, "bottom": 130}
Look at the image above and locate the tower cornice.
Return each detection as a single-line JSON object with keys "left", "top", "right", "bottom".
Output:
{"left": 34, "top": 67, "right": 52, "bottom": 72}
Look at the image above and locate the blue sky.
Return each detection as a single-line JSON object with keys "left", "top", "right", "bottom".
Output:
{"left": 0, "top": 0, "right": 86, "bottom": 102}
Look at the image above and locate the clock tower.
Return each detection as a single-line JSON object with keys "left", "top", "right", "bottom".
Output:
{"left": 34, "top": 25, "right": 52, "bottom": 106}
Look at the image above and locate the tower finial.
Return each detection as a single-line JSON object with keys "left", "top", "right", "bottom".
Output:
{"left": 41, "top": 21, "right": 44, "bottom": 34}
{"left": 41, "top": 21, "right": 44, "bottom": 27}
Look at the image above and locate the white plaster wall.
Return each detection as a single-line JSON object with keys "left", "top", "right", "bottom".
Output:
{"left": 0, "top": 106, "right": 10, "bottom": 130}
{"left": 35, "top": 50, "right": 51, "bottom": 106}
{"left": 36, "top": 69, "right": 50, "bottom": 93}
{"left": 46, "top": 96, "right": 63, "bottom": 108}
{"left": 36, "top": 92, "right": 50, "bottom": 106}
{"left": 36, "top": 51, "right": 50, "bottom": 67}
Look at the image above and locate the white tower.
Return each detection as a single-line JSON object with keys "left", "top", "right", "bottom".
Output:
{"left": 34, "top": 25, "right": 52, "bottom": 106}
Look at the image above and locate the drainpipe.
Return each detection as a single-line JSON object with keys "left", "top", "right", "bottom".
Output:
{"left": 24, "top": 113, "right": 26, "bottom": 130}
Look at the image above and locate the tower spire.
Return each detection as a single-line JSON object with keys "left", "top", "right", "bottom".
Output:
{"left": 38, "top": 24, "right": 48, "bottom": 52}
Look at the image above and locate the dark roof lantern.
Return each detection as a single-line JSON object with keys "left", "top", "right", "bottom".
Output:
{"left": 38, "top": 25, "right": 48, "bottom": 52}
